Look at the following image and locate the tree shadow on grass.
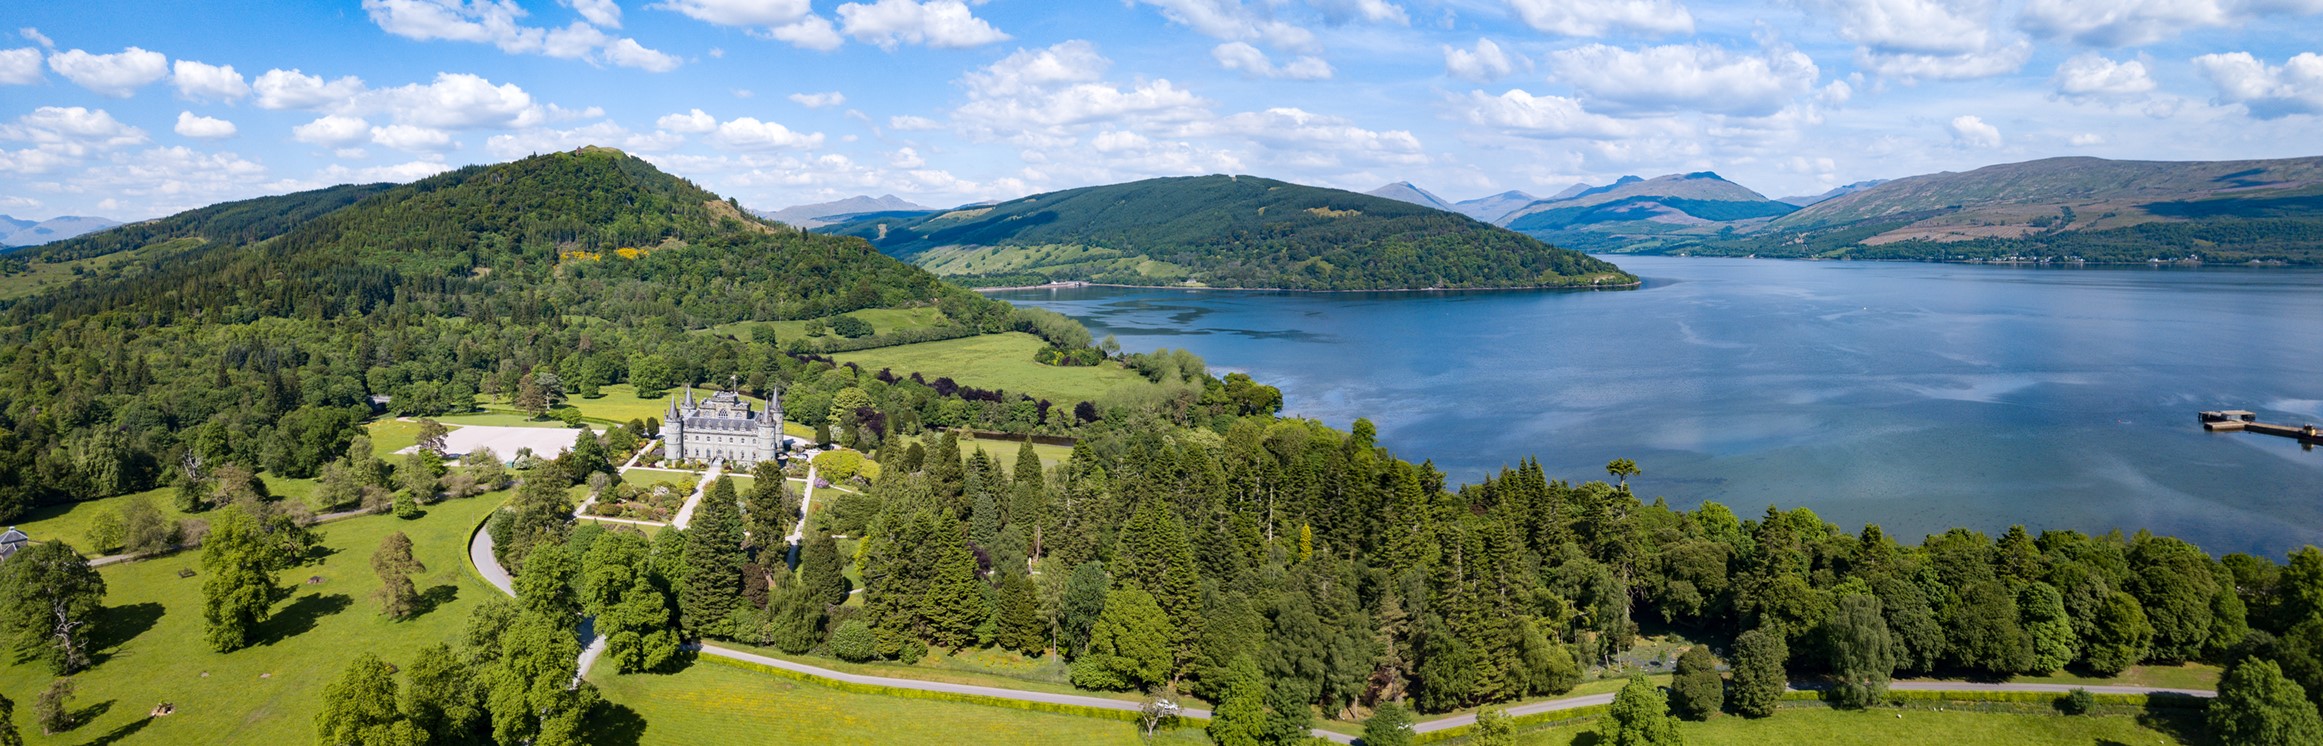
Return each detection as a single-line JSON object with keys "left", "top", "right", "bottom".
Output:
{"left": 256, "top": 593, "right": 352, "bottom": 646}
{"left": 409, "top": 584, "right": 459, "bottom": 620}
{"left": 582, "top": 702, "right": 646, "bottom": 746}
{"left": 72, "top": 714, "right": 148, "bottom": 746}
{"left": 2134, "top": 696, "right": 2215, "bottom": 746}
{"left": 85, "top": 602, "right": 165, "bottom": 666}
{"left": 1567, "top": 732, "right": 1605, "bottom": 746}
{"left": 58, "top": 699, "right": 113, "bottom": 735}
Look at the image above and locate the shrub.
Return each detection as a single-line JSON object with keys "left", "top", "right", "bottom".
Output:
{"left": 2058, "top": 687, "right": 2095, "bottom": 715}
{"left": 393, "top": 492, "right": 423, "bottom": 519}
{"left": 829, "top": 619, "right": 877, "bottom": 662}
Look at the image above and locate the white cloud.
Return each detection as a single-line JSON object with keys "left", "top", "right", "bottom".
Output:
{"left": 172, "top": 60, "right": 250, "bottom": 102}
{"left": 1547, "top": 43, "right": 1820, "bottom": 117}
{"left": 65, "top": 146, "right": 272, "bottom": 218}
{"left": 319, "top": 159, "right": 456, "bottom": 184}
{"left": 486, "top": 121, "right": 683, "bottom": 158}
{"left": 19, "top": 28, "right": 53, "bottom": 48}
{"left": 174, "top": 111, "right": 238, "bottom": 139}
{"left": 1206, "top": 107, "right": 1423, "bottom": 165}
{"left": 889, "top": 114, "right": 943, "bottom": 130}
{"left": 254, "top": 68, "right": 368, "bottom": 110}
{"left": 293, "top": 115, "right": 374, "bottom": 146}
{"left": 364, "top": 0, "right": 680, "bottom": 70}
{"left": 1460, "top": 89, "right": 1638, "bottom": 139}
{"left": 1308, "top": 0, "right": 1409, "bottom": 24}
{"left": 790, "top": 91, "right": 847, "bottom": 108}
{"left": 47, "top": 46, "right": 170, "bottom": 97}
{"left": 765, "top": 16, "right": 846, "bottom": 50}
{"left": 712, "top": 117, "right": 825, "bottom": 149}
{"left": 0, "top": 48, "right": 41, "bottom": 84}
{"left": 2069, "top": 132, "right": 2106, "bottom": 146}
{"left": 954, "top": 41, "right": 1209, "bottom": 142}
{"left": 1859, "top": 42, "right": 2031, "bottom": 80}
{"left": 890, "top": 146, "right": 925, "bottom": 167}
{"left": 1949, "top": 114, "right": 2001, "bottom": 148}
{"left": 369, "top": 73, "right": 543, "bottom": 129}
{"left": 657, "top": 108, "right": 719, "bottom": 133}
{"left": 1211, "top": 42, "right": 1333, "bottom": 80}
{"left": 1814, "top": 0, "right": 2028, "bottom": 80}
{"left": 371, "top": 123, "right": 456, "bottom": 151}
{"left": 2053, "top": 53, "right": 2157, "bottom": 100}
{"left": 1128, "top": 0, "right": 1319, "bottom": 52}
{"left": 2193, "top": 51, "right": 2323, "bottom": 119}
{"left": 2019, "top": 0, "right": 2250, "bottom": 47}
{"left": 0, "top": 107, "right": 149, "bottom": 174}
{"left": 564, "top": 0, "right": 624, "bottom": 27}
{"left": 655, "top": 0, "right": 815, "bottom": 25}
{"left": 1444, "top": 38, "right": 1516, "bottom": 83}
{"left": 1506, "top": 0, "right": 1694, "bottom": 36}
{"left": 836, "top": 0, "right": 1010, "bottom": 50}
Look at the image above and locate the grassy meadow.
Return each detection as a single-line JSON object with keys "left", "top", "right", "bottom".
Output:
{"left": 696, "top": 306, "right": 951, "bottom": 344}
{"left": 0, "top": 490, "right": 505, "bottom": 744}
{"left": 834, "top": 333, "right": 1155, "bottom": 404}
{"left": 1510, "top": 706, "right": 2197, "bottom": 745}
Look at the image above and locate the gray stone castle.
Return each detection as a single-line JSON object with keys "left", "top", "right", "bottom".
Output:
{"left": 663, "top": 384, "right": 785, "bottom": 465}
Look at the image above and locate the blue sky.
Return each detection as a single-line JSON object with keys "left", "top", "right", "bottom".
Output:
{"left": 3, "top": 0, "right": 2321, "bottom": 220}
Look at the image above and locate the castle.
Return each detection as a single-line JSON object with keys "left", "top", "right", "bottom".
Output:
{"left": 664, "top": 384, "right": 786, "bottom": 466}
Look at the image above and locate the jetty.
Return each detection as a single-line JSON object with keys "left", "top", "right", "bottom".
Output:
{"left": 2200, "top": 410, "right": 2323, "bottom": 445}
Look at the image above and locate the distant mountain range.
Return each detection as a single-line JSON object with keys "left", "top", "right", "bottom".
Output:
{"left": 1366, "top": 154, "right": 2323, "bottom": 263}
{"left": 819, "top": 175, "right": 1633, "bottom": 291}
{"left": 757, "top": 194, "right": 930, "bottom": 228}
{"left": 0, "top": 215, "right": 120, "bottom": 247}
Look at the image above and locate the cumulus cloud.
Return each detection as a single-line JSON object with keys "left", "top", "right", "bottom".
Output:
{"left": 1813, "top": 0, "right": 2028, "bottom": 80}
{"left": 318, "top": 159, "right": 456, "bottom": 184}
{"left": 47, "top": 46, "right": 171, "bottom": 97}
{"left": 368, "top": 73, "right": 545, "bottom": 129}
{"left": 364, "top": 0, "right": 681, "bottom": 70}
{"left": 711, "top": 117, "right": 826, "bottom": 149}
{"left": 1949, "top": 114, "right": 2001, "bottom": 148}
{"left": 1205, "top": 107, "right": 1423, "bottom": 165}
{"left": 371, "top": 123, "right": 456, "bottom": 151}
{"left": 293, "top": 115, "right": 374, "bottom": 146}
{"left": 1506, "top": 0, "right": 1694, "bottom": 36}
{"left": 254, "top": 68, "right": 368, "bottom": 110}
{"left": 1444, "top": 38, "right": 1517, "bottom": 82}
{"left": 19, "top": 28, "right": 53, "bottom": 49}
{"left": 836, "top": 0, "right": 1010, "bottom": 49}
{"left": 2016, "top": 0, "right": 2317, "bottom": 47}
{"left": 2193, "top": 51, "right": 2323, "bottom": 118}
{"left": 0, "top": 48, "right": 41, "bottom": 84}
{"left": 564, "top": 0, "right": 624, "bottom": 27}
{"left": 1547, "top": 43, "right": 1820, "bottom": 117}
{"left": 954, "top": 41, "right": 1209, "bottom": 142}
{"left": 174, "top": 111, "right": 237, "bottom": 139}
{"left": 765, "top": 16, "right": 846, "bottom": 50}
{"left": 889, "top": 114, "right": 943, "bottom": 130}
{"left": 657, "top": 109, "right": 720, "bottom": 134}
{"left": 789, "top": 91, "right": 847, "bottom": 108}
{"left": 655, "top": 0, "right": 815, "bottom": 25}
{"left": 1212, "top": 42, "right": 1333, "bottom": 80}
{"left": 1460, "top": 89, "right": 1638, "bottom": 139}
{"left": 487, "top": 121, "right": 683, "bottom": 158}
{"left": 2069, "top": 132, "right": 2106, "bottom": 146}
{"left": 2052, "top": 53, "right": 2156, "bottom": 101}
{"left": 172, "top": 60, "right": 250, "bottom": 102}
{"left": 0, "top": 107, "right": 149, "bottom": 174}
{"left": 1308, "top": 0, "right": 1409, "bottom": 24}
{"left": 1128, "top": 0, "right": 1319, "bottom": 52}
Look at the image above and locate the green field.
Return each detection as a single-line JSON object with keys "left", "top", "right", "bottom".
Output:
{"left": 434, "top": 412, "right": 571, "bottom": 428}
{"left": 697, "top": 306, "right": 951, "bottom": 344}
{"left": 0, "top": 489, "right": 506, "bottom": 744}
{"left": 1511, "top": 706, "right": 2194, "bottom": 745}
{"left": 586, "top": 658, "right": 1205, "bottom": 746}
{"left": 0, "top": 237, "right": 204, "bottom": 301}
{"left": 10, "top": 472, "right": 328, "bottom": 555}
{"left": 947, "top": 433, "right": 1076, "bottom": 467}
{"left": 834, "top": 333, "right": 1155, "bottom": 404}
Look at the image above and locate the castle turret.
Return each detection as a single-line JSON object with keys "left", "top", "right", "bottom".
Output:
{"left": 663, "top": 396, "right": 685, "bottom": 462}
{"left": 756, "top": 382, "right": 782, "bottom": 463}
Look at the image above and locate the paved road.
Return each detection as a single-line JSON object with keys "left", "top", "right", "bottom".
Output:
{"left": 669, "top": 461, "right": 724, "bottom": 529}
{"left": 470, "top": 517, "right": 513, "bottom": 594}
{"left": 784, "top": 464, "right": 818, "bottom": 546}
{"left": 90, "top": 505, "right": 380, "bottom": 567}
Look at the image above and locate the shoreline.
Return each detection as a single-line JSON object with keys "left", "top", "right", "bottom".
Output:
{"left": 973, "top": 278, "right": 1644, "bottom": 294}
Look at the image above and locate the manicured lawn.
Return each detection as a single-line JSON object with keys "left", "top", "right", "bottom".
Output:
{"left": 586, "top": 658, "right": 1206, "bottom": 745}
{"left": 834, "top": 333, "right": 1154, "bottom": 404}
{"left": 1912, "top": 664, "right": 2223, "bottom": 692}
{"left": 0, "top": 490, "right": 507, "bottom": 744}
{"left": 950, "top": 432, "right": 1076, "bottom": 467}
{"left": 698, "top": 306, "right": 953, "bottom": 345}
{"left": 366, "top": 419, "right": 426, "bottom": 457}
{"left": 7, "top": 487, "right": 187, "bottom": 554}
{"left": 1512, "top": 706, "right": 2195, "bottom": 745}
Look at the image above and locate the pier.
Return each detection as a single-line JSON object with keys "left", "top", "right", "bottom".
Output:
{"left": 2201, "top": 410, "right": 2323, "bottom": 446}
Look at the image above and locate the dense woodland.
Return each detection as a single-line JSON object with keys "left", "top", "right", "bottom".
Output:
{"left": 1667, "top": 213, "right": 2323, "bottom": 264}
{"left": 819, "top": 175, "right": 1635, "bottom": 291}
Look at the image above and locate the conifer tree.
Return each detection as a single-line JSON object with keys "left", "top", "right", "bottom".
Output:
{"left": 926, "top": 430, "right": 965, "bottom": 507}
{"left": 372, "top": 531, "right": 426, "bottom": 619}
{"left": 1113, "top": 500, "right": 1202, "bottom": 667}
{"left": 993, "top": 569, "right": 1045, "bottom": 655}
{"left": 799, "top": 529, "right": 851, "bottom": 607}
{"left": 1669, "top": 645, "right": 1722, "bottom": 720}
{"left": 1822, "top": 593, "right": 1895, "bottom": 709}
{"left": 1071, "top": 588, "right": 1171, "bottom": 691}
{"left": 1729, "top": 627, "right": 1787, "bottom": 718}
{"left": 680, "top": 477, "right": 747, "bottom": 636}
{"left": 1060, "top": 561, "right": 1109, "bottom": 658}
{"left": 920, "top": 518, "right": 987, "bottom": 648}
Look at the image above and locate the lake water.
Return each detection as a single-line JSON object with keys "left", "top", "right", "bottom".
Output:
{"left": 992, "top": 256, "right": 2323, "bottom": 556}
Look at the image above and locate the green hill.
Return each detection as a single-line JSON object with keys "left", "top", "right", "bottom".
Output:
{"left": 0, "top": 147, "right": 986, "bottom": 518}
{"left": 1685, "top": 155, "right": 2323, "bottom": 263}
{"left": 1500, "top": 172, "right": 1796, "bottom": 252}
{"left": 818, "top": 174, "right": 1633, "bottom": 291}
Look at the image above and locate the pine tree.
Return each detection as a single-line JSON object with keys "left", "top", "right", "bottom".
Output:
{"left": 1070, "top": 587, "right": 1171, "bottom": 691}
{"left": 920, "top": 518, "right": 987, "bottom": 648}
{"left": 926, "top": 430, "right": 965, "bottom": 508}
{"left": 799, "top": 529, "right": 851, "bottom": 607}
{"left": 1011, "top": 439, "right": 1047, "bottom": 561}
{"left": 744, "top": 470, "right": 794, "bottom": 551}
{"left": 1060, "top": 561, "right": 1109, "bottom": 658}
{"left": 1729, "top": 627, "right": 1787, "bottom": 718}
{"left": 1669, "top": 646, "right": 1722, "bottom": 720}
{"left": 372, "top": 531, "right": 426, "bottom": 619}
{"left": 1112, "top": 500, "right": 1202, "bottom": 669}
{"left": 994, "top": 570, "right": 1045, "bottom": 655}
{"left": 681, "top": 477, "right": 747, "bottom": 636}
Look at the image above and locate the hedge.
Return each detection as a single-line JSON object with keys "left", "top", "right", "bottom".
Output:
{"left": 695, "top": 653, "right": 1203, "bottom": 725}
{"left": 1411, "top": 703, "right": 1614, "bottom": 744}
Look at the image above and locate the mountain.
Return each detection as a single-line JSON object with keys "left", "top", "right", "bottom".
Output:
{"left": 758, "top": 194, "right": 930, "bottom": 228}
{"left": 1689, "top": 155, "right": 2323, "bottom": 263}
{"left": 1364, "top": 181, "right": 1456, "bottom": 212}
{"left": 1546, "top": 182, "right": 1593, "bottom": 201}
{"left": 0, "top": 146, "right": 978, "bottom": 515}
{"left": 1498, "top": 172, "right": 1796, "bottom": 251}
{"left": 1451, "top": 191, "right": 1537, "bottom": 224}
{"left": 820, "top": 174, "right": 1634, "bottom": 291}
{"left": 0, "top": 215, "right": 121, "bottom": 247}
{"left": 1777, "top": 180, "right": 1888, "bottom": 207}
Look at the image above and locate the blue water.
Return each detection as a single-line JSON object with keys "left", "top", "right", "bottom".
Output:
{"left": 993, "top": 256, "right": 2323, "bottom": 556}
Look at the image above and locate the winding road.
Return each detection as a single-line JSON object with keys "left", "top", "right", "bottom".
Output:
{"left": 467, "top": 501, "right": 2211, "bottom": 744}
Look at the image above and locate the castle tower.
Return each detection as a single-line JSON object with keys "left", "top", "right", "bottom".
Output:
{"left": 663, "top": 396, "right": 685, "bottom": 462}
{"left": 756, "top": 382, "right": 782, "bottom": 463}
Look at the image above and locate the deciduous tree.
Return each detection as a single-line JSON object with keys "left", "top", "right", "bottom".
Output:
{"left": 0, "top": 542, "right": 105, "bottom": 674}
